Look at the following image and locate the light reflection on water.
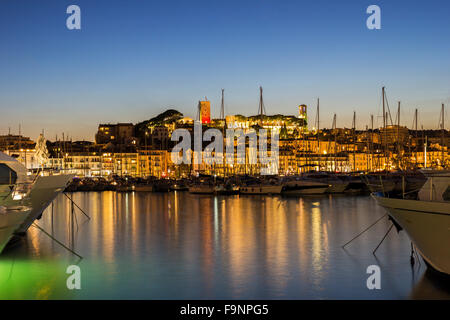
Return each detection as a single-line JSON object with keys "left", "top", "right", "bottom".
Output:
{"left": 0, "top": 192, "right": 449, "bottom": 300}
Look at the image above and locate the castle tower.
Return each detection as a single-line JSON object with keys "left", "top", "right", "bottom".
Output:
{"left": 298, "top": 104, "right": 308, "bottom": 131}
{"left": 198, "top": 99, "right": 211, "bottom": 124}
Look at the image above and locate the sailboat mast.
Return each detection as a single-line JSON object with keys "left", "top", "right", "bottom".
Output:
{"left": 442, "top": 104, "right": 445, "bottom": 168}
{"left": 415, "top": 109, "right": 418, "bottom": 168}
{"left": 397, "top": 101, "right": 401, "bottom": 168}
{"left": 220, "top": 89, "right": 225, "bottom": 121}
{"left": 316, "top": 98, "right": 320, "bottom": 171}
{"left": 221, "top": 89, "right": 227, "bottom": 176}
{"left": 352, "top": 111, "right": 356, "bottom": 172}
{"left": 258, "top": 86, "right": 265, "bottom": 123}
{"left": 371, "top": 114, "right": 374, "bottom": 171}
{"left": 333, "top": 114, "right": 337, "bottom": 172}
{"left": 382, "top": 87, "right": 386, "bottom": 169}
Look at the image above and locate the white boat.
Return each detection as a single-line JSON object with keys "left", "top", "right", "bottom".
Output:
{"left": 240, "top": 184, "right": 282, "bottom": 195}
{"left": 14, "top": 173, "right": 74, "bottom": 235}
{"left": 282, "top": 179, "right": 329, "bottom": 195}
{"left": 373, "top": 170, "right": 450, "bottom": 276}
{"left": 0, "top": 205, "right": 32, "bottom": 254}
{"left": 0, "top": 152, "right": 33, "bottom": 206}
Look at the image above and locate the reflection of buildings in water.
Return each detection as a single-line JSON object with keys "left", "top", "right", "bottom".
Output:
{"left": 199, "top": 196, "right": 214, "bottom": 293}
{"left": 296, "top": 198, "right": 330, "bottom": 290}
{"left": 297, "top": 198, "right": 309, "bottom": 273}
{"left": 264, "top": 197, "right": 289, "bottom": 294}
{"left": 409, "top": 270, "right": 450, "bottom": 299}
{"left": 222, "top": 196, "right": 258, "bottom": 295}
{"left": 310, "top": 202, "right": 329, "bottom": 288}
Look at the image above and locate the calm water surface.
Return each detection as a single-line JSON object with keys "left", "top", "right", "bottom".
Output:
{"left": 0, "top": 192, "right": 449, "bottom": 299}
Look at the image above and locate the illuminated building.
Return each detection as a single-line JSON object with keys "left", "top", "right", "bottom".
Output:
{"left": 298, "top": 104, "right": 308, "bottom": 132}
{"left": 198, "top": 99, "right": 211, "bottom": 124}
{"left": 380, "top": 125, "right": 409, "bottom": 145}
{"left": 96, "top": 123, "right": 134, "bottom": 145}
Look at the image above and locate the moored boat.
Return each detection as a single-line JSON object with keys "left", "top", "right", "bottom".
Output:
{"left": 240, "top": 184, "right": 282, "bottom": 195}
{"left": 282, "top": 176, "right": 329, "bottom": 195}
{"left": 14, "top": 173, "right": 74, "bottom": 235}
{"left": 189, "top": 184, "right": 216, "bottom": 194}
{"left": 373, "top": 170, "right": 450, "bottom": 276}
{"left": 303, "top": 172, "right": 349, "bottom": 194}
{"left": 133, "top": 184, "right": 154, "bottom": 192}
{"left": 1, "top": 152, "right": 74, "bottom": 236}
{"left": 0, "top": 205, "right": 32, "bottom": 254}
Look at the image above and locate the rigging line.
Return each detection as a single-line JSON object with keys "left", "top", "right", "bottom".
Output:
{"left": 341, "top": 213, "right": 387, "bottom": 248}
{"left": 31, "top": 223, "right": 82, "bottom": 259}
{"left": 63, "top": 192, "right": 91, "bottom": 220}
{"left": 373, "top": 223, "right": 394, "bottom": 255}
{"left": 384, "top": 91, "right": 394, "bottom": 126}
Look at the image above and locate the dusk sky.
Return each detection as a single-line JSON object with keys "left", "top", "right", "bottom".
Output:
{"left": 0, "top": 0, "right": 449, "bottom": 141}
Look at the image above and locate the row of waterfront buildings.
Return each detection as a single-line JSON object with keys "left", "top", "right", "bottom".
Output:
{"left": 1, "top": 103, "right": 448, "bottom": 178}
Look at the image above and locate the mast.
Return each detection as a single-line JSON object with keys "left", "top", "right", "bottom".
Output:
{"left": 424, "top": 135, "right": 428, "bottom": 168}
{"left": 220, "top": 89, "right": 225, "bottom": 121}
{"left": 316, "top": 98, "right": 320, "bottom": 170}
{"left": 413, "top": 109, "right": 418, "bottom": 168}
{"left": 370, "top": 114, "right": 374, "bottom": 171}
{"left": 332, "top": 113, "right": 337, "bottom": 172}
{"left": 352, "top": 111, "right": 356, "bottom": 172}
{"left": 397, "top": 101, "right": 401, "bottom": 168}
{"left": 258, "top": 86, "right": 265, "bottom": 123}
{"left": 221, "top": 89, "right": 225, "bottom": 176}
{"left": 382, "top": 87, "right": 386, "bottom": 169}
{"left": 441, "top": 104, "right": 445, "bottom": 168}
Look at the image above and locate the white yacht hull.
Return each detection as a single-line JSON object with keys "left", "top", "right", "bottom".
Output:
{"left": 14, "top": 174, "right": 73, "bottom": 235}
{"left": 373, "top": 195, "right": 450, "bottom": 275}
{"left": 0, "top": 208, "right": 30, "bottom": 254}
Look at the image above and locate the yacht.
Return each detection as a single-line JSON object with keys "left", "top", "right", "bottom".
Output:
{"left": 0, "top": 152, "right": 73, "bottom": 237}
{"left": 189, "top": 184, "right": 216, "bottom": 194}
{"left": 0, "top": 152, "right": 33, "bottom": 206}
{"left": 14, "top": 172, "right": 74, "bottom": 235}
{"left": 0, "top": 153, "right": 33, "bottom": 253}
{"left": 373, "top": 170, "right": 450, "bottom": 276}
{"left": 282, "top": 176, "right": 329, "bottom": 195}
{"left": 0, "top": 205, "right": 31, "bottom": 254}
{"left": 240, "top": 184, "right": 282, "bottom": 195}
{"left": 302, "top": 172, "right": 349, "bottom": 194}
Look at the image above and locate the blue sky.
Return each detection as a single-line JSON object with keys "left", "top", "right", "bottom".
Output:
{"left": 0, "top": 0, "right": 449, "bottom": 140}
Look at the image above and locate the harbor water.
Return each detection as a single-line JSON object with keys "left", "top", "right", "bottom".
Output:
{"left": 0, "top": 192, "right": 449, "bottom": 299}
